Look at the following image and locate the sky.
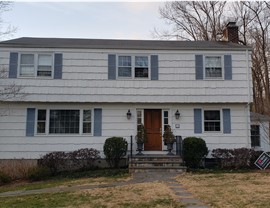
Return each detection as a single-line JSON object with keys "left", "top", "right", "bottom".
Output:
{"left": 1, "top": 2, "right": 170, "bottom": 41}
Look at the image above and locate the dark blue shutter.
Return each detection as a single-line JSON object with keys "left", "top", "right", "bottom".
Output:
{"left": 224, "top": 55, "right": 232, "bottom": 80}
{"left": 9, "top": 52, "right": 18, "bottom": 78}
{"left": 94, "top": 108, "right": 102, "bottom": 136}
{"left": 54, "top": 53, "right": 63, "bottom": 79}
{"left": 223, "top": 109, "right": 231, "bottom": 134}
{"left": 195, "top": 55, "right": 203, "bottom": 80}
{"left": 151, "top": 55, "right": 158, "bottom": 80}
{"left": 26, "top": 108, "right": 35, "bottom": 137}
{"left": 108, "top": 54, "right": 116, "bottom": 80}
{"left": 194, "top": 109, "right": 202, "bottom": 133}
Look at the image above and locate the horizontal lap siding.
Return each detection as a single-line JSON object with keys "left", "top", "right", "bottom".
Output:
{"left": 0, "top": 103, "right": 249, "bottom": 159}
{"left": 1, "top": 48, "right": 251, "bottom": 103}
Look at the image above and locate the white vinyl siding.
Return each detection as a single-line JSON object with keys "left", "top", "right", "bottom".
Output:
{"left": 0, "top": 103, "right": 250, "bottom": 159}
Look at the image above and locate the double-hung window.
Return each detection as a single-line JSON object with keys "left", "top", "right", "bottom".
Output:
{"left": 118, "top": 56, "right": 132, "bottom": 78}
{"left": 204, "top": 110, "right": 221, "bottom": 132}
{"left": 20, "top": 54, "right": 35, "bottom": 76}
{"left": 36, "top": 109, "right": 92, "bottom": 135}
{"left": 205, "top": 56, "right": 222, "bottom": 79}
{"left": 19, "top": 53, "right": 53, "bottom": 77}
{"left": 251, "top": 125, "right": 260, "bottom": 147}
{"left": 118, "top": 55, "right": 149, "bottom": 79}
{"left": 135, "top": 56, "right": 148, "bottom": 78}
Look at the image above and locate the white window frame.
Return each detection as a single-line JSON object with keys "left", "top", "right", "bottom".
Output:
{"left": 204, "top": 55, "right": 224, "bottom": 80}
{"left": 117, "top": 55, "right": 150, "bottom": 80}
{"left": 203, "top": 109, "right": 222, "bottom": 133}
{"left": 162, "top": 109, "right": 170, "bottom": 134}
{"left": 18, "top": 53, "right": 54, "bottom": 78}
{"left": 35, "top": 109, "right": 93, "bottom": 136}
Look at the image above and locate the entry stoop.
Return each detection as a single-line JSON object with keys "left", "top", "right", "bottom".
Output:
{"left": 129, "top": 154, "right": 187, "bottom": 173}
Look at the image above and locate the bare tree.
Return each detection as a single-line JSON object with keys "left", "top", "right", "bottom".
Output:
{"left": 0, "top": 2, "right": 22, "bottom": 106}
{"left": 154, "top": 1, "right": 227, "bottom": 41}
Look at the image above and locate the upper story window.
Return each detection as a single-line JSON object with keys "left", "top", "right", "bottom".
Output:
{"left": 118, "top": 55, "right": 149, "bottom": 79}
{"left": 19, "top": 53, "right": 53, "bottom": 77}
{"left": 205, "top": 56, "right": 222, "bottom": 79}
{"left": 204, "top": 110, "right": 221, "bottom": 132}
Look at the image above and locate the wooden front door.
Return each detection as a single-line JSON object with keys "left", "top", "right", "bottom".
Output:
{"left": 144, "top": 109, "right": 162, "bottom": 151}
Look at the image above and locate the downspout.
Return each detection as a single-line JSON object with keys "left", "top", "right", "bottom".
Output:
{"left": 246, "top": 49, "right": 252, "bottom": 148}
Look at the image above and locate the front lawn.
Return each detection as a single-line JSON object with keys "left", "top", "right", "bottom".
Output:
{"left": 176, "top": 171, "right": 270, "bottom": 208}
{"left": 0, "top": 182, "right": 183, "bottom": 208}
{"left": 0, "top": 169, "right": 130, "bottom": 194}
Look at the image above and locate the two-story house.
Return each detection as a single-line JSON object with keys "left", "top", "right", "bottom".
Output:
{"left": 0, "top": 23, "right": 252, "bottom": 160}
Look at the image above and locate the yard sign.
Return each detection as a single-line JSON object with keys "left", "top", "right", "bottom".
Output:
{"left": 254, "top": 152, "right": 270, "bottom": 170}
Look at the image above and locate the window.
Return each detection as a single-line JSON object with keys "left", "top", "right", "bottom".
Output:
{"left": 251, "top": 125, "right": 260, "bottom": 147}
{"left": 38, "top": 54, "right": 52, "bottom": 76}
{"left": 118, "top": 55, "right": 149, "bottom": 79}
{"left": 204, "top": 110, "right": 221, "bottom": 132}
{"left": 163, "top": 110, "right": 169, "bottom": 131}
{"left": 83, "top": 110, "right": 92, "bottom": 134}
{"left": 135, "top": 56, "right": 148, "bottom": 78}
{"left": 37, "top": 109, "right": 92, "bottom": 135}
{"left": 205, "top": 56, "right": 222, "bottom": 78}
{"left": 20, "top": 54, "right": 35, "bottom": 76}
{"left": 137, "top": 110, "right": 143, "bottom": 130}
{"left": 37, "top": 109, "right": 46, "bottom": 134}
{"left": 49, "top": 110, "right": 80, "bottom": 134}
{"left": 19, "top": 53, "right": 53, "bottom": 77}
{"left": 118, "top": 56, "right": 132, "bottom": 78}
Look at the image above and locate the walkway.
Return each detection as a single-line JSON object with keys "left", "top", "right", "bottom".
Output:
{"left": 0, "top": 172, "right": 209, "bottom": 208}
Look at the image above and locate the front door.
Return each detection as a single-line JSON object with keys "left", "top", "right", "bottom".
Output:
{"left": 144, "top": 109, "right": 162, "bottom": 151}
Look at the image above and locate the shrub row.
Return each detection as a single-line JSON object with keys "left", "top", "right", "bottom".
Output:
{"left": 211, "top": 148, "right": 263, "bottom": 169}
{"left": 39, "top": 148, "right": 101, "bottom": 176}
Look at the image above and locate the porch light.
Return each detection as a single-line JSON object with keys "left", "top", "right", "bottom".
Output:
{"left": 127, "top": 109, "right": 132, "bottom": 119}
{"left": 175, "top": 110, "right": 180, "bottom": 119}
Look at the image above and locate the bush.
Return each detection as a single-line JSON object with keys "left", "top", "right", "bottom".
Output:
{"left": 27, "top": 166, "right": 51, "bottom": 181}
{"left": 69, "top": 148, "right": 101, "bottom": 170}
{"left": 0, "top": 171, "right": 12, "bottom": 185}
{"left": 183, "top": 137, "right": 208, "bottom": 169}
{"left": 103, "top": 137, "right": 128, "bottom": 168}
{"left": 39, "top": 151, "right": 68, "bottom": 175}
{"left": 39, "top": 148, "right": 101, "bottom": 175}
{"left": 212, "top": 148, "right": 264, "bottom": 169}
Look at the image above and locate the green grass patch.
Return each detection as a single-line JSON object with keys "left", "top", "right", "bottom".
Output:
{"left": 0, "top": 192, "right": 183, "bottom": 208}
{"left": 0, "top": 169, "right": 129, "bottom": 194}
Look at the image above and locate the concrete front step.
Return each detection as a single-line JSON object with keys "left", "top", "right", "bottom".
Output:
{"left": 129, "top": 166, "right": 187, "bottom": 173}
{"left": 129, "top": 154, "right": 186, "bottom": 173}
{"left": 130, "top": 161, "right": 182, "bottom": 167}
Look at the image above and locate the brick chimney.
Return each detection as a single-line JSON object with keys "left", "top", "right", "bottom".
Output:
{"left": 223, "top": 22, "right": 239, "bottom": 43}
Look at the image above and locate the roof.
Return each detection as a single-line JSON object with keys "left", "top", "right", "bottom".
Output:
{"left": 0, "top": 37, "right": 252, "bottom": 51}
{"left": 250, "top": 112, "right": 270, "bottom": 122}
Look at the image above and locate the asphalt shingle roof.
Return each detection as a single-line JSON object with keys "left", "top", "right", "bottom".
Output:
{"left": 0, "top": 37, "right": 251, "bottom": 50}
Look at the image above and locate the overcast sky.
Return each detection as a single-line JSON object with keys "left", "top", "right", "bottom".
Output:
{"left": 2, "top": 2, "right": 169, "bottom": 40}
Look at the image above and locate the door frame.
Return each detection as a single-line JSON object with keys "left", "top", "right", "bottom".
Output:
{"left": 135, "top": 108, "right": 171, "bottom": 151}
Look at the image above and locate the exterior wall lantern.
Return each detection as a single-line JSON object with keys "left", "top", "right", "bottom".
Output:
{"left": 175, "top": 110, "right": 180, "bottom": 119}
{"left": 127, "top": 109, "right": 132, "bottom": 119}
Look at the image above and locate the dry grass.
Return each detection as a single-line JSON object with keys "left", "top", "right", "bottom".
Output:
{"left": 0, "top": 159, "right": 37, "bottom": 179}
{"left": 78, "top": 182, "right": 181, "bottom": 208}
{"left": 176, "top": 171, "right": 270, "bottom": 208}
